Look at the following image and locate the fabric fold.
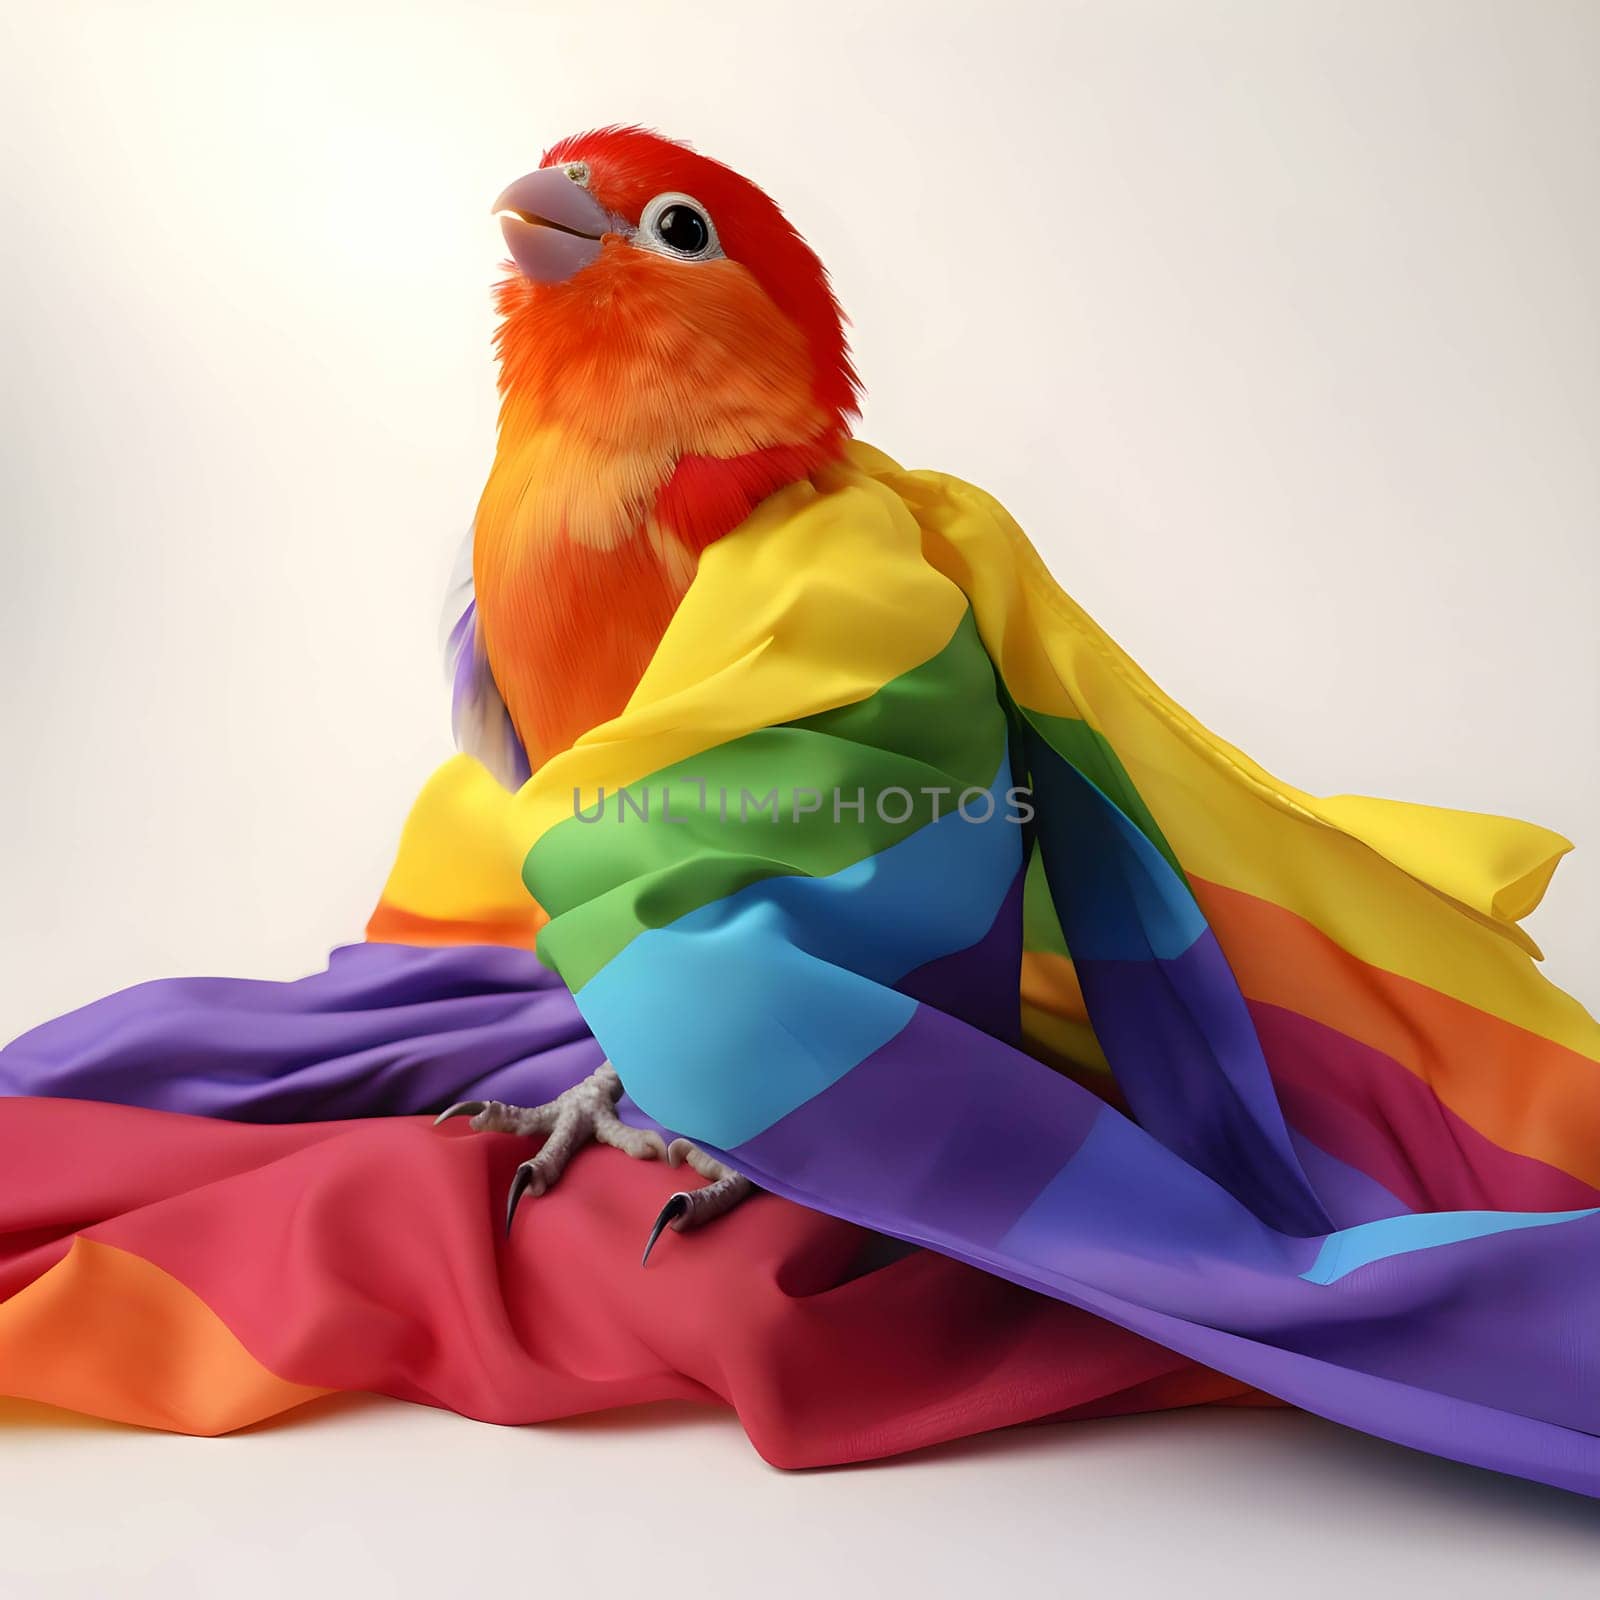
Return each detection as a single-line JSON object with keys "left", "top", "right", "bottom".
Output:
{"left": 4, "top": 439, "right": 1596, "bottom": 1497}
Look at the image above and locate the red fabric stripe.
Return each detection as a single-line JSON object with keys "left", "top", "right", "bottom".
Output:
{"left": 0, "top": 1096, "right": 1252, "bottom": 1461}
{"left": 1254, "top": 1001, "right": 1600, "bottom": 1214}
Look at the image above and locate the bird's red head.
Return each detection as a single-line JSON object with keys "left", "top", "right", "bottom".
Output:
{"left": 536, "top": 126, "right": 858, "bottom": 422}
{"left": 487, "top": 126, "right": 860, "bottom": 551}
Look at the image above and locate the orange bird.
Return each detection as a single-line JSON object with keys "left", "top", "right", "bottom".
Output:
{"left": 457, "top": 125, "right": 861, "bottom": 780}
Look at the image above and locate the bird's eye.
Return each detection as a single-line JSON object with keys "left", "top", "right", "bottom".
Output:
{"left": 636, "top": 192, "right": 724, "bottom": 263}
{"left": 655, "top": 204, "right": 708, "bottom": 254}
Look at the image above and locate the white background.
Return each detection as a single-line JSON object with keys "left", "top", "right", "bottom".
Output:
{"left": 1, "top": 0, "right": 1597, "bottom": 1593}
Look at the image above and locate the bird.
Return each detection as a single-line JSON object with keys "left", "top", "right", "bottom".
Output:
{"left": 411, "top": 125, "right": 1600, "bottom": 1498}
{"left": 434, "top": 125, "right": 862, "bottom": 1253}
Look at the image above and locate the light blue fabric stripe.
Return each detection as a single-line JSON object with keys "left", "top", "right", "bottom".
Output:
{"left": 576, "top": 759, "right": 1022, "bottom": 1147}
{"left": 1302, "top": 1206, "right": 1600, "bottom": 1285}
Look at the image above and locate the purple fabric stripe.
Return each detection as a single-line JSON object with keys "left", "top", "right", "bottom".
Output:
{"left": 1078, "top": 935, "right": 1330, "bottom": 1235}
{"left": 1018, "top": 1120, "right": 1600, "bottom": 1432}
{"left": 895, "top": 865, "right": 1025, "bottom": 1046}
{"left": 718, "top": 1002, "right": 1600, "bottom": 1496}
{"left": 0, "top": 942, "right": 605, "bottom": 1120}
{"left": 1021, "top": 1230, "right": 1600, "bottom": 1498}
{"left": 735, "top": 1004, "right": 1100, "bottom": 1251}
{"left": 1286, "top": 1130, "right": 1412, "bottom": 1227}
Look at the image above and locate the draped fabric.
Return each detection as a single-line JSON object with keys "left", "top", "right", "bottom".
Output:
{"left": 4, "top": 442, "right": 1595, "bottom": 1491}
{"left": 373, "top": 443, "right": 1600, "bottom": 1492}
{"left": 0, "top": 946, "right": 1261, "bottom": 1457}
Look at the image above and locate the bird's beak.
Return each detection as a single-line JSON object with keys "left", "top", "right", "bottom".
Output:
{"left": 493, "top": 168, "right": 614, "bottom": 284}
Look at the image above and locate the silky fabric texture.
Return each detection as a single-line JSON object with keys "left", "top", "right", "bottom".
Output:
{"left": 0, "top": 927, "right": 1256, "bottom": 1458}
{"left": 0, "top": 1095, "right": 1260, "bottom": 1459}
{"left": 3, "top": 441, "right": 1595, "bottom": 1492}
{"left": 366, "top": 442, "right": 1600, "bottom": 1494}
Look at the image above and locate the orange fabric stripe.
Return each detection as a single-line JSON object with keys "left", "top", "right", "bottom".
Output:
{"left": 1019, "top": 952, "right": 1111, "bottom": 1076}
{"left": 0, "top": 1239, "right": 327, "bottom": 1435}
{"left": 1020, "top": 949, "right": 1089, "bottom": 1023}
{"left": 1194, "top": 877, "right": 1600, "bottom": 1188}
{"left": 365, "top": 900, "right": 545, "bottom": 952}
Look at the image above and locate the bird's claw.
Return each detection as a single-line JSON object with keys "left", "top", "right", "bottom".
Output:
{"left": 639, "top": 1167, "right": 755, "bottom": 1266}
{"left": 505, "top": 1162, "right": 540, "bottom": 1235}
{"left": 432, "top": 1063, "right": 753, "bottom": 1253}
{"left": 641, "top": 1193, "right": 690, "bottom": 1266}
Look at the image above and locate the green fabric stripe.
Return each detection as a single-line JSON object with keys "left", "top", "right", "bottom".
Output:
{"left": 528, "top": 610, "right": 1009, "bottom": 991}
{"left": 1022, "top": 845, "right": 1070, "bottom": 957}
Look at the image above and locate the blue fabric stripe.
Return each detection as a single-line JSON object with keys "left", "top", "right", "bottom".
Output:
{"left": 576, "top": 759, "right": 1022, "bottom": 1147}
{"left": 1302, "top": 1207, "right": 1600, "bottom": 1285}
{"left": 1026, "top": 728, "right": 1328, "bottom": 1235}
{"left": 1023, "top": 721, "right": 1208, "bottom": 962}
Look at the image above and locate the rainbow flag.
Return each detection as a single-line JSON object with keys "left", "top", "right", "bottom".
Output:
{"left": 5, "top": 441, "right": 1596, "bottom": 1490}
{"left": 372, "top": 441, "right": 1600, "bottom": 1494}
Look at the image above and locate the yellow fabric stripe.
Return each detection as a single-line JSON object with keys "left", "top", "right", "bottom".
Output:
{"left": 372, "top": 755, "right": 548, "bottom": 944}
{"left": 1021, "top": 1001, "right": 1111, "bottom": 1077}
{"left": 504, "top": 465, "right": 967, "bottom": 844}
{"left": 878, "top": 450, "right": 1593, "bottom": 1057}
{"left": 375, "top": 465, "right": 965, "bottom": 930}
{"left": 375, "top": 440, "right": 1594, "bottom": 1073}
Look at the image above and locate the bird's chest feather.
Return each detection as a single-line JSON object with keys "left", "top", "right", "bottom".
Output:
{"left": 473, "top": 428, "right": 696, "bottom": 769}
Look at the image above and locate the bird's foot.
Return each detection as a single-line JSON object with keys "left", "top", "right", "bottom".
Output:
{"left": 642, "top": 1142, "right": 755, "bottom": 1266}
{"left": 434, "top": 1062, "right": 752, "bottom": 1260}
{"left": 436, "top": 1062, "right": 663, "bottom": 1232}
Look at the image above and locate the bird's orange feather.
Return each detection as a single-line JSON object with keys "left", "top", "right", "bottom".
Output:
{"left": 473, "top": 129, "right": 858, "bottom": 769}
